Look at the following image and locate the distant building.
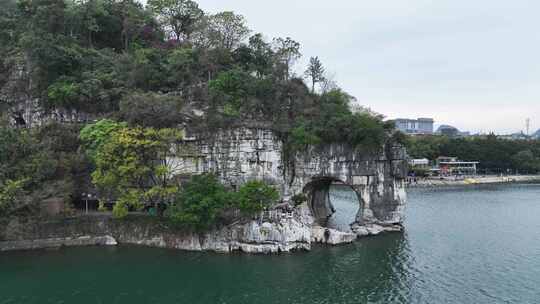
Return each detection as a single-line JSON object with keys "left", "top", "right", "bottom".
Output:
{"left": 433, "top": 156, "right": 479, "bottom": 176}
{"left": 394, "top": 118, "right": 434, "bottom": 135}
{"left": 408, "top": 158, "right": 430, "bottom": 174}
{"left": 409, "top": 158, "right": 430, "bottom": 168}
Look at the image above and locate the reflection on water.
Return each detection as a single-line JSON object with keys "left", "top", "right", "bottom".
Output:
{"left": 326, "top": 184, "right": 360, "bottom": 232}
{"left": 2, "top": 183, "right": 540, "bottom": 303}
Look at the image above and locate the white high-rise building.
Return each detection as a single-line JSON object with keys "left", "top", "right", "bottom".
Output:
{"left": 394, "top": 118, "right": 434, "bottom": 135}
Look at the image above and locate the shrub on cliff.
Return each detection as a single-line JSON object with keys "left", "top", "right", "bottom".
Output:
{"left": 235, "top": 181, "right": 279, "bottom": 215}
{"left": 165, "top": 175, "right": 279, "bottom": 230}
{"left": 166, "top": 174, "right": 233, "bottom": 230}
{"left": 284, "top": 89, "right": 391, "bottom": 155}
{"left": 0, "top": 123, "right": 86, "bottom": 216}
{"left": 0, "top": 179, "right": 27, "bottom": 216}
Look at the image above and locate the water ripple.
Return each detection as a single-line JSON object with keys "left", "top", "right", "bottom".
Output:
{"left": 2, "top": 184, "right": 540, "bottom": 303}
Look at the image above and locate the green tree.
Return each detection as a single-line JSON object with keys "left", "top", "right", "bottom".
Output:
{"left": 117, "top": 47, "right": 168, "bottom": 91}
{"left": 273, "top": 37, "right": 301, "bottom": 80}
{"left": 209, "top": 68, "right": 254, "bottom": 112}
{"left": 165, "top": 47, "right": 200, "bottom": 88}
{"left": 0, "top": 0, "right": 20, "bottom": 50}
{"left": 148, "top": 0, "right": 203, "bottom": 41}
{"left": 304, "top": 56, "right": 325, "bottom": 93}
{"left": 235, "top": 180, "right": 279, "bottom": 215}
{"left": 0, "top": 123, "right": 87, "bottom": 216}
{"left": 511, "top": 150, "right": 540, "bottom": 173}
{"left": 206, "top": 11, "right": 250, "bottom": 50}
{"left": 89, "top": 126, "right": 183, "bottom": 217}
{"left": 0, "top": 127, "right": 53, "bottom": 187}
{"left": 245, "top": 33, "right": 274, "bottom": 78}
{"left": 117, "top": 0, "right": 152, "bottom": 51}
{"left": 80, "top": 119, "right": 127, "bottom": 162}
{"left": 0, "top": 179, "right": 28, "bottom": 216}
{"left": 77, "top": 0, "right": 109, "bottom": 47}
{"left": 166, "top": 174, "right": 232, "bottom": 230}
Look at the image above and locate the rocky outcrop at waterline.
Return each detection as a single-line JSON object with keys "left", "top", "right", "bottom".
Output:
{"left": 170, "top": 127, "right": 408, "bottom": 229}
{"left": 0, "top": 210, "right": 399, "bottom": 253}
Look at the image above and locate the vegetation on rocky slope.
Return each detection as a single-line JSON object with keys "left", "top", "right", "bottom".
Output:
{"left": 0, "top": 0, "right": 395, "bottom": 226}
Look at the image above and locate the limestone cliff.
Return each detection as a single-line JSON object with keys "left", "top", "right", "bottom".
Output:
{"left": 170, "top": 127, "right": 407, "bottom": 230}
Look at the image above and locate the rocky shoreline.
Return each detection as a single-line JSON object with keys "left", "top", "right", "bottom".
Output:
{"left": 0, "top": 210, "right": 402, "bottom": 254}
{"left": 407, "top": 175, "right": 540, "bottom": 188}
{"left": 0, "top": 128, "right": 408, "bottom": 254}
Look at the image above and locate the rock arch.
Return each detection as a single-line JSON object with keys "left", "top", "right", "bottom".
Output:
{"left": 170, "top": 127, "right": 408, "bottom": 238}
{"left": 302, "top": 177, "right": 363, "bottom": 232}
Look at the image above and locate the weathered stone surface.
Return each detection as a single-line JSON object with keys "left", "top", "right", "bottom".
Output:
{"left": 171, "top": 127, "right": 407, "bottom": 230}
{"left": 0, "top": 235, "right": 117, "bottom": 252}
{"left": 0, "top": 214, "right": 313, "bottom": 254}
{"left": 311, "top": 226, "right": 357, "bottom": 245}
{"left": 352, "top": 223, "right": 403, "bottom": 237}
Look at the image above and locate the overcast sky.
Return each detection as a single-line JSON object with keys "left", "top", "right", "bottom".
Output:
{"left": 142, "top": 0, "right": 540, "bottom": 134}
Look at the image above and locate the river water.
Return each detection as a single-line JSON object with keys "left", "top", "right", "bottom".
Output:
{"left": 2, "top": 183, "right": 540, "bottom": 304}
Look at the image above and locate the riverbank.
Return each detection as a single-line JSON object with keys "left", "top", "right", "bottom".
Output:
{"left": 0, "top": 211, "right": 400, "bottom": 254}
{"left": 407, "top": 175, "right": 540, "bottom": 188}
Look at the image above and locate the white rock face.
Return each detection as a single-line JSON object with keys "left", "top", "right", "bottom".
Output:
{"left": 169, "top": 127, "right": 407, "bottom": 229}
{"left": 0, "top": 235, "right": 119, "bottom": 251}
{"left": 352, "top": 223, "right": 403, "bottom": 237}
{"left": 166, "top": 127, "right": 408, "bottom": 251}
{"left": 202, "top": 215, "right": 313, "bottom": 253}
{"left": 311, "top": 226, "right": 357, "bottom": 245}
{"left": 102, "top": 235, "right": 118, "bottom": 246}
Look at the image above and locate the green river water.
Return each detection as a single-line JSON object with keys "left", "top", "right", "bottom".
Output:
{"left": 2, "top": 183, "right": 540, "bottom": 303}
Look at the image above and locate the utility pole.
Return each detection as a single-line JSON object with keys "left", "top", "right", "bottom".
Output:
{"left": 526, "top": 118, "right": 531, "bottom": 136}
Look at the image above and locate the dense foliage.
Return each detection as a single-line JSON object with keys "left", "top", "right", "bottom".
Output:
{"left": 80, "top": 121, "right": 184, "bottom": 217}
{"left": 0, "top": 121, "right": 89, "bottom": 216}
{"left": 165, "top": 174, "right": 279, "bottom": 230}
{"left": 407, "top": 135, "right": 540, "bottom": 173}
